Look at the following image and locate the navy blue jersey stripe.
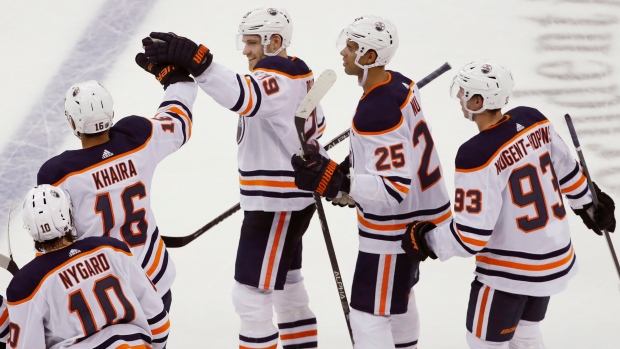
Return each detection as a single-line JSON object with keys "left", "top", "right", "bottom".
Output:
{"left": 148, "top": 309, "right": 167, "bottom": 325}
{"left": 141, "top": 228, "right": 159, "bottom": 269}
{"left": 385, "top": 176, "right": 412, "bottom": 185}
{"left": 0, "top": 327, "right": 8, "bottom": 339}
{"left": 449, "top": 221, "right": 478, "bottom": 255}
{"left": 278, "top": 317, "right": 317, "bottom": 329}
{"left": 566, "top": 185, "right": 589, "bottom": 200}
{"left": 153, "top": 334, "right": 169, "bottom": 343}
{"left": 152, "top": 249, "right": 169, "bottom": 285}
{"left": 476, "top": 255, "right": 576, "bottom": 282}
{"left": 396, "top": 340, "right": 419, "bottom": 348}
{"left": 247, "top": 75, "right": 263, "bottom": 117}
{"left": 480, "top": 241, "right": 572, "bottom": 260}
{"left": 383, "top": 181, "right": 404, "bottom": 203}
{"left": 239, "top": 332, "right": 279, "bottom": 343}
{"left": 253, "top": 55, "right": 312, "bottom": 77}
{"left": 239, "top": 169, "right": 295, "bottom": 177}
{"left": 166, "top": 112, "right": 187, "bottom": 145}
{"left": 230, "top": 74, "right": 245, "bottom": 113}
{"left": 456, "top": 223, "right": 493, "bottom": 236}
{"left": 356, "top": 201, "right": 451, "bottom": 222}
{"left": 93, "top": 333, "right": 152, "bottom": 348}
{"left": 359, "top": 229, "right": 404, "bottom": 242}
{"left": 317, "top": 117, "right": 325, "bottom": 128}
{"left": 559, "top": 162, "right": 580, "bottom": 186}
{"left": 158, "top": 100, "right": 193, "bottom": 121}
{"left": 240, "top": 189, "right": 313, "bottom": 199}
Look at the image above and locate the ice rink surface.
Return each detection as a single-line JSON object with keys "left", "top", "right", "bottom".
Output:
{"left": 1, "top": 0, "right": 619, "bottom": 347}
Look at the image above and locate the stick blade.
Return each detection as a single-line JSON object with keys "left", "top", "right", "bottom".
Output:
{"left": 296, "top": 69, "right": 337, "bottom": 120}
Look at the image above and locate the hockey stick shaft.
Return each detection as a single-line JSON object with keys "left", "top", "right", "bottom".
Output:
{"left": 564, "top": 114, "right": 620, "bottom": 281}
{"left": 162, "top": 62, "right": 452, "bottom": 248}
{"left": 323, "top": 62, "right": 452, "bottom": 151}
{"left": 0, "top": 201, "right": 19, "bottom": 275}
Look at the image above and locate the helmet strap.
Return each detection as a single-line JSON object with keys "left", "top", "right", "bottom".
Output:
{"left": 460, "top": 96, "right": 487, "bottom": 121}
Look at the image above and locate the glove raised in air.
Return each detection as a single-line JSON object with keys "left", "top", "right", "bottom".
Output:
{"left": 135, "top": 51, "right": 193, "bottom": 90}
{"left": 143, "top": 32, "right": 213, "bottom": 77}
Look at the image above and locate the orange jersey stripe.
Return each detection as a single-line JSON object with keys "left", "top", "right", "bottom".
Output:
{"left": 151, "top": 319, "right": 170, "bottom": 335}
{"left": 379, "top": 255, "right": 392, "bottom": 315}
{"left": 239, "top": 178, "right": 297, "bottom": 188}
{"left": 358, "top": 212, "right": 407, "bottom": 231}
{"left": 456, "top": 120, "right": 550, "bottom": 173}
{"left": 476, "top": 247, "right": 574, "bottom": 272}
{"left": 353, "top": 114, "right": 404, "bottom": 136}
{"left": 0, "top": 308, "right": 8, "bottom": 325}
{"left": 360, "top": 73, "right": 392, "bottom": 100}
{"left": 146, "top": 238, "right": 165, "bottom": 277}
{"left": 428, "top": 211, "right": 452, "bottom": 225}
{"left": 263, "top": 213, "right": 287, "bottom": 289}
{"left": 115, "top": 345, "right": 150, "bottom": 349}
{"left": 240, "top": 345, "right": 277, "bottom": 349}
{"left": 280, "top": 330, "right": 318, "bottom": 340}
{"left": 166, "top": 106, "right": 193, "bottom": 139}
{"left": 476, "top": 286, "right": 491, "bottom": 338}
{"left": 8, "top": 246, "right": 132, "bottom": 306}
{"left": 455, "top": 225, "right": 487, "bottom": 247}
{"left": 560, "top": 173, "right": 586, "bottom": 194}
{"left": 398, "top": 81, "right": 415, "bottom": 110}
{"left": 240, "top": 77, "right": 254, "bottom": 116}
{"left": 383, "top": 177, "right": 410, "bottom": 195}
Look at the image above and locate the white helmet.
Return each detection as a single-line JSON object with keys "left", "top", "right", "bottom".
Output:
{"left": 450, "top": 60, "right": 514, "bottom": 115}
{"left": 237, "top": 7, "right": 293, "bottom": 56}
{"left": 64, "top": 80, "right": 114, "bottom": 138}
{"left": 22, "top": 185, "right": 75, "bottom": 242}
{"left": 338, "top": 15, "right": 399, "bottom": 69}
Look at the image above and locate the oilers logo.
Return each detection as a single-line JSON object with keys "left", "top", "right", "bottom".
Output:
{"left": 374, "top": 22, "right": 385, "bottom": 31}
{"left": 481, "top": 64, "right": 493, "bottom": 74}
{"left": 267, "top": 8, "right": 278, "bottom": 15}
{"left": 237, "top": 115, "right": 246, "bottom": 144}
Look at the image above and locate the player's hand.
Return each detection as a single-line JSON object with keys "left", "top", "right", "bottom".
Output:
{"left": 401, "top": 221, "right": 437, "bottom": 262}
{"left": 326, "top": 192, "right": 356, "bottom": 208}
{"left": 291, "top": 145, "right": 345, "bottom": 199}
{"left": 135, "top": 53, "right": 193, "bottom": 90}
{"left": 143, "top": 32, "right": 213, "bottom": 77}
{"left": 573, "top": 182, "right": 616, "bottom": 235}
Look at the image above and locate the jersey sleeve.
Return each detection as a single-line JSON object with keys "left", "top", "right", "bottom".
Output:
{"left": 0, "top": 296, "right": 8, "bottom": 343}
{"left": 121, "top": 252, "right": 169, "bottom": 349}
{"left": 194, "top": 62, "right": 299, "bottom": 119}
{"left": 427, "top": 153, "right": 501, "bottom": 261}
{"left": 149, "top": 81, "right": 198, "bottom": 162}
{"left": 6, "top": 297, "right": 46, "bottom": 348}
{"left": 350, "top": 123, "right": 413, "bottom": 207}
{"left": 548, "top": 124, "right": 592, "bottom": 209}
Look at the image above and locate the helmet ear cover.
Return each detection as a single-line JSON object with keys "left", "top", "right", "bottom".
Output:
{"left": 64, "top": 80, "right": 114, "bottom": 139}
{"left": 237, "top": 7, "right": 293, "bottom": 56}
{"left": 22, "top": 185, "right": 75, "bottom": 243}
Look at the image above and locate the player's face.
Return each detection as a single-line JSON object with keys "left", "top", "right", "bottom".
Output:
{"left": 340, "top": 39, "right": 362, "bottom": 76}
{"left": 241, "top": 35, "right": 265, "bottom": 70}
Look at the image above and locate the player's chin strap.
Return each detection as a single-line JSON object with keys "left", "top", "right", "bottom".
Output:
{"left": 262, "top": 41, "right": 286, "bottom": 57}
{"left": 354, "top": 56, "right": 383, "bottom": 87}
{"left": 461, "top": 97, "right": 487, "bottom": 121}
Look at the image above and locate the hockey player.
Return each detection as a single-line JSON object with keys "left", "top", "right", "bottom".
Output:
{"left": 291, "top": 16, "right": 452, "bottom": 349}
{"left": 401, "top": 60, "right": 616, "bottom": 349}
{"left": 141, "top": 7, "right": 324, "bottom": 348}
{"left": 36, "top": 56, "right": 197, "bottom": 314}
{"left": 0, "top": 296, "right": 7, "bottom": 348}
{"left": 6, "top": 184, "right": 170, "bottom": 348}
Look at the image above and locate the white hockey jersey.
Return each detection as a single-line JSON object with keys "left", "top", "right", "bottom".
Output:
{"left": 0, "top": 295, "right": 7, "bottom": 343}
{"left": 427, "top": 107, "right": 592, "bottom": 296}
{"left": 349, "top": 71, "right": 452, "bottom": 254}
{"left": 6, "top": 237, "right": 169, "bottom": 349}
{"left": 195, "top": 56, "right": 326, "bottom": 212}
{"left": 37, "top": 82, "right": 198, "bottom": 296}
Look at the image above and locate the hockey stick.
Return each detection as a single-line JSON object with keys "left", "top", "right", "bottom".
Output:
{"left": 161, "top": 62, "right": 452, "bottom": 248}
{"left": 564, "top": 114, "right": 620, "bottom": 286}
{"left": 0, "top": 201, "right": 20, "bottom": 275}
{"left": 323, "top": 62, "right": 452, "bottom": 151}
{"left": 292, "top": 69, "right": 356, "bottom": 344}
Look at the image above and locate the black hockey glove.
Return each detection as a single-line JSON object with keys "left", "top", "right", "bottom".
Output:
{"left": 401, "top": 221, "right": 437, "bottom": 262}
{"left": 135, "top": 52, "right": 193, "bottom": 90}
{"left": 291, "top": 145, "right": 346, "bottom": 199}
{"left": 573, "top": 182, "right": 616, "bottom": 236}
{"left": 326, "top": 155, "right": 355, "bottom": 208}
{"left": 143, "top": 32, "right": 213, "bottom": 77}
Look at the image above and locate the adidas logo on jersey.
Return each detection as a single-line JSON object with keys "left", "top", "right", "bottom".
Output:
{"left": 102, "top": 149, "right": 114, "bottom": 159}
{"left": 516, "top": 123, "right": 525, "bottom": 132}
{"left": 69, "top": 249, "right": 81, "bottom": 257}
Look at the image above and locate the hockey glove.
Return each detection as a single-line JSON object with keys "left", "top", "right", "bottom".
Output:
{"left": 325, "top": 156, "right": 355, "bottom": 207}
{"left": 291, "top": 146, "right": 346, "bottom": 199}
{"left": 144, "top": 32, "right": 213, "bottom": 77}
{"left": 135, "top": 53, "right": 193, "bottom": 90}
{"left": 401, "top": 221, "right": 437, "bottom": 262}
{"left": 573, "top": 182, "right": 616, "bottom": 235}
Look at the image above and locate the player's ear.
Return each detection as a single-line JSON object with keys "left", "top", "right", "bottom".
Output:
{"left": 364, "top": 50, "right": 378, "bottom": 65}
{"left": 271, "top": 34, "right": 283, "bottom": 50}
